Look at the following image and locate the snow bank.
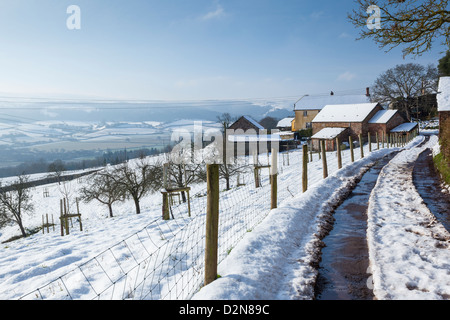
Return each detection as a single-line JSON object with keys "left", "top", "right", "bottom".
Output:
{"left": 367, "top": 135, "right": 450, "bottom": 300}
{"left": 438, "top": 77, "right": 450, "bottom": 112}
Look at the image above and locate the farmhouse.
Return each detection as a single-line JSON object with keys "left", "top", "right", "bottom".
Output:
{"left": 311, "top": 103, "right": 383, "bottom": 151}
{"left": 292, "top": 89, "right": 371, "bottom": 131}
{"left": 311, "top": 102, "right": 414, "bottom": 151}
{"left": 437, "top": 77, "right": 450, "bottom": 163}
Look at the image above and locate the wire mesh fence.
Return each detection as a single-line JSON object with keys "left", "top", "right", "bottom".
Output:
{"left": 18, "top": 132, "right": 414, "bottom": 300}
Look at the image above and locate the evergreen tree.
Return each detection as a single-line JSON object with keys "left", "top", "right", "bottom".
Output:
{"left": 438, "top": 51, "right": 450, "bottom": 76}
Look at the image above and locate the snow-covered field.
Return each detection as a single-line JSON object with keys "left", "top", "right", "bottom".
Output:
{"left": 0, "top": 134, "right": 448, "bottom": 300}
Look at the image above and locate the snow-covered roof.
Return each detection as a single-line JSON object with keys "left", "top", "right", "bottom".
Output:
{"left": 276, "top": 117, "right": 294, "bottom": 128}
{"left": 311, "top": 127, "right": 347, "bottom": 140}
{"left": 242, "top": 116, "right": 265, "bottom": 130}
{"left": 390, "top": 122, "right": 418, "bottom": 133}
{"left": 228, "top": 134, "right": 282, "bottom": 142}
{"left": 294, "top": 94, "right": 371, "bottom": 111}
{"left": 312, "top": 103, "right": 379, "bottom": 123}
{"left": 437, "top": 76, "right": 450, "bottom": 112}
{"left": 368, "top": 110, "right": 398, "bottom": 124}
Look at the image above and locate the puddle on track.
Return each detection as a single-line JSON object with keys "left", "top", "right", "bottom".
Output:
{"left": 314, "top": 153, "right": 398, "bottom": 300}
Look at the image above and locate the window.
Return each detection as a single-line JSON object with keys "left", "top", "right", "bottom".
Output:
{"left": 303, "top": 111, "right": 308, "bottom": 117}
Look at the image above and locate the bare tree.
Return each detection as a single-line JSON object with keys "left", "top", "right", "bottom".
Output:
{"left": 166, "top": 148, "right": 205, "bottom": 202}
{"left": 348, "top": 0, "right": 450, "bottom": 57}
{"left": 217, "top": 113, "right": 237, "bottom": 131}
{"left": 79, "top": 171, "right": 124, "bottom": 218}
{"left": 219, "top": 161, "right": 249, "bottom": 191}
{"left": 111, "top": 158, "right": 163, "bottom": 214}
{"left": 48, "top": 159, "right": 65, "bottom": 185}
{"left": 0, "top": 175, "right": 34, "bottom": 238}
{"left": 58, "top": 179, "right": 74, "bottom": 214}
{"left": 371, "top": 63, "right": 439, "bottom": 120}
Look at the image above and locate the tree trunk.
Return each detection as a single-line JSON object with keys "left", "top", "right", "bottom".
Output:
{"left": 108, "top": 204, "right": 114, "bottom": 218}
{"left": 133, "top": 196, "right": 141, "bottom": 214}
{"left": 18, "top": 222, "right": 27, "bottom": 238}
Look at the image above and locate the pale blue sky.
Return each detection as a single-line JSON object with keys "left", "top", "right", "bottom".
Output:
{"left": 0, "top": 0, "right": 445, "bottom": 100}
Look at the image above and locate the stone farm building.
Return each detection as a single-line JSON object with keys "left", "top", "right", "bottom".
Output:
{"left": 437, "top": 77, "right": 450, "bottom": 163}
{"left": 311, "top": 102, "right": 416, "bottom": 151}
{"left": 292, "top": 89, "right": 372, "bottom": 131}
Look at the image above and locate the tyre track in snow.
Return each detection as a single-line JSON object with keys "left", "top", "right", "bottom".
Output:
{"left": 314, "top": 136, "right": 433, "bottom": 300}
{"left": 314, "top": 152, "right": 398, "bottom": 300}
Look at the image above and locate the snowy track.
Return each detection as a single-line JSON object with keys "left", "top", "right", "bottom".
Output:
{"left": 194, "top": 134, "right": 450, "bottom": 300}
{"left": 193, "top": 144, "right": 408, "bottom": 300}
{"left": 367, "top": 135, "right": 450, "bottom": 300}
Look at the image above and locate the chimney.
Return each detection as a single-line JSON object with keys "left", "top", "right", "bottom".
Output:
{"left": 366, "top": 87, "right": 370, "bottom": 97}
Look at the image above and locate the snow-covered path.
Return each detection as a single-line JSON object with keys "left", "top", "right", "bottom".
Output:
{"left": 367, "top": 135, "right": 450, "bottom": 300}
{"left": 193, "top": 135, "right": 450, "bottom": 300}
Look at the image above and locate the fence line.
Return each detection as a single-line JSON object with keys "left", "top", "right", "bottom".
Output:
{"left": 19, "top": 131, "right": 416, "bottom": 300}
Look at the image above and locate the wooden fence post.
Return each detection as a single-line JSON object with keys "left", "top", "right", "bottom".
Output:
{"left": 205, "top": 164, "right": 220, "bottom": 286}
{"left": 349, "top": 136, "right": 354, "bottom": 163}
{"left": 359, "top": 134, "right": 364, "bottom": 159}
{"left": 336, "top": 137, "right": 342, "bottom": 169}
{"left": 253, "top": 151, "right": 260, "bottom": 188}
{"left": 368, "top": 133, "right": 372, "bottom": 153}
{"left": 162, "top": 163, "right": 170, "bottom": 220}
{"left": 376, "top": 132, "right": 379, "bottom": 150}
{"left": 60, "top": 199, "right": 64, "bottom": 236}
{"left": 321, "top": 140, "right": 328, "bottom": 179}
{"left": 46, "top": 214, "right": 49, "bottom": 233}
{"left": 270, "top": 149, "right": 278, "bottom": 209}
{"left": 63, "top": 198, "right": 69, "bottom": 235}
{"left": 302, "top": 144, "right": 308, "bottom": 193}
{"left": 76, "top": 198, "right": 83, "bottom": 232}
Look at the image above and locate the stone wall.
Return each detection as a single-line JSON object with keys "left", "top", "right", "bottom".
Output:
{"left": 440, "top": 111, "right": 450, "bottom": 163}
{"left": 368, "top": 112, "right": 405, "bottom": 140}
{"left": 293, "top": 110, "right": 320, "bottom": 131}
{"left": 312, "top": 122, "right": 363, "bottom": 140}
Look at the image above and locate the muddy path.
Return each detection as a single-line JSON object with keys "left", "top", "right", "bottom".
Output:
{"left": 314, "top": 153, "right": 398, "bottom": 300}
{"left": 413, "top": 148, "right": 450, "bottom": 232}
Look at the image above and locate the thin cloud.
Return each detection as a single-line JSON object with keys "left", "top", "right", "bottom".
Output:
{"left": 310, "top": 11, "right": 324, "bottom": 19}
{"left": 201, "top": 3, "right": 225, "bottom": 21}
{"left": 338, "top": 72, "right": 357, "bottom": 81}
